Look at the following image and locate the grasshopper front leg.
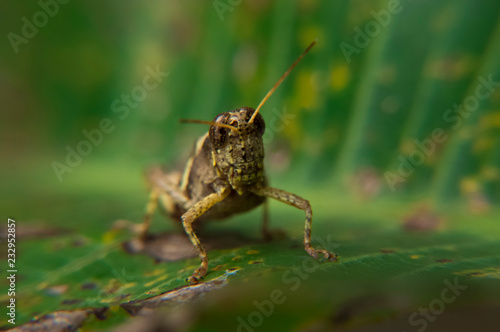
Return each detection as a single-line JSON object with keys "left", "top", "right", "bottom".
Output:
{"left": 251, "top": 186, "right": 337, "bottom": 261}
{"left": 182, "top": 188, "right": 231, "bottom": 284}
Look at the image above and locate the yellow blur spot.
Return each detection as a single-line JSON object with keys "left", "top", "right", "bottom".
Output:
{"left": 400, "top": 139, "right": 416, "bottom": 155}
{"left": 283, "top": 113, "right": 302, "bottom": 149}
{"left": 121, "top": 282, "right": 136, "bottom": 290}
{"left": 147, "top": 287, "right": 160, "bottom": 295}
{"left": 145, "top": 275, "right": 168, "bottom": 287}
{"left": 481, "top": 166, "right": 499, "bottom": 180}
{"left": 480, "top": 112, "right": 500, "bottom": 128}
{"left": 144, "top": 268, "right": 166, "bottom": 277}
{"left": 110, "top": 305, "right": 121, "bottom": 313}
{"left": 331, "top": 64, "right": 350, "bottom": 91}
{"left": 102, "top": 230, "right": 117, "bottom": 244}
{"left": 100, "top": 298, "right": 117, "bottom": 304}
{"left": 473, "top": 137, "right": 495, "bottom": 153}
{"left": 460, "top": 177, "right": 479, "bottom": 195}
{"left": 232, "top": 255, "right": 243, "bottom": 261}
{"left": 410, "top": 255, "right": 421, "bottom": 259}
{"left": 36, "top": 282, "right": 48, "bottom": 291}
{"left": 246, "top": 250, "right": 259, "bottom": 255}
{"left": 294, "top": 70, "right": 319, "bottom": 109}
{"left": 298, "top": 26, "right": 323, "bottom": 50}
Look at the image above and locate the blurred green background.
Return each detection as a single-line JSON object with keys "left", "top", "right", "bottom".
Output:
{"left": 1, "top": 0, "right": 500, "bottom": 331}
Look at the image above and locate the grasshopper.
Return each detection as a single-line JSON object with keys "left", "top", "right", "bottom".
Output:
{"left": 137, "top": 41, "right": 337, "bottom": 284}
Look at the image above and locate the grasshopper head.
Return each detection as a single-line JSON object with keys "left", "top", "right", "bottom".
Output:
{"left": 209, "top": 107, "right": 265, "bottom": 191}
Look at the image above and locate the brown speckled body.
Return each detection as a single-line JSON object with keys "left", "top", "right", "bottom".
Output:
{"left": 159, "top": 108, "right": 268, "bottom": 223}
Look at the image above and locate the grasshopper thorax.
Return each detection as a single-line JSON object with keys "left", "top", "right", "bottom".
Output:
{"left": 209, "top": 107, "right": 265, "bottom": 192}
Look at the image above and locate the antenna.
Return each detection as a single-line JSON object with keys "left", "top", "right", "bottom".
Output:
{"left": 180, "top": 119, "right": 240, "bottom": 133}
{"left": 249, "top": 40, "right": 317, "bottom": 124}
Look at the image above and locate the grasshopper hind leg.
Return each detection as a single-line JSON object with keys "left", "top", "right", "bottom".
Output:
{"left": 137, "top": 167, "right": 189, "bottom": 239}
{"left": 138, "top": 190, "right": 159, "bottom": 240}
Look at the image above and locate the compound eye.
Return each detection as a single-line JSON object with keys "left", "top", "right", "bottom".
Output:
{"left": 209, "top": 112, "right": 230, "bottom": 149}
{"left": 209, "top": 126, "right": 228, "bottom": 149}
{"left": 252, "top": 112, "right": 265, "bottom": 136}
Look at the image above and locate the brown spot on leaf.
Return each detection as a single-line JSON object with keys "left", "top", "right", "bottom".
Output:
{"left": 210, "top": 265, "right": 226, "bottom": 271}
{"left": 61, "top": 299, "right": 82, "bottom": 305}
{"left": 72, "top": 237, "right": 88, "bottom": 247}
{"left": 436, "top": 259, "right": 453, "bottom": 263}
{"left": 468, "top": 272, "right": 484, "bottom": 277}
{"left": 44, "top": 284, "right": 68, "bottom": 296}
{"left": 103, "top": 279, "right": 121, "bottom": 295}
{"left": 380, "top": 249, "right": 395, "bottom": 254}
{"left": 117, "top": 293, "right": 131, "bottom": 301}
{"left": 81, "top": 282, "right": 97, "bottom": 290}
{"left": 92, "top": 307, "right": 108, "bottom": 320}
{"left": 454, "top": 267, "right": 500, "bottom": 279}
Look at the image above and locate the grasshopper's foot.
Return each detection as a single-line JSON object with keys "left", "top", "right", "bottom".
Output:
{"left": 306, "top": 246, "right": 338, "bottom": 262}
{"left": 122, "top": 237, "right": 146, "bottom": 253}
{"left": 186, "top": 261, "right": 208, "bottom": 284}
{"left": 114, "top": 220, "right": 149, "bottom": 253}
{"left": 186, "top": 266, "right": 207, "bottom": 285}
{"left": 186, "top": 275, "right": 203, "bottom": 284}
{"left": 131, "top": 224, "right": 151, "bottom": 242}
